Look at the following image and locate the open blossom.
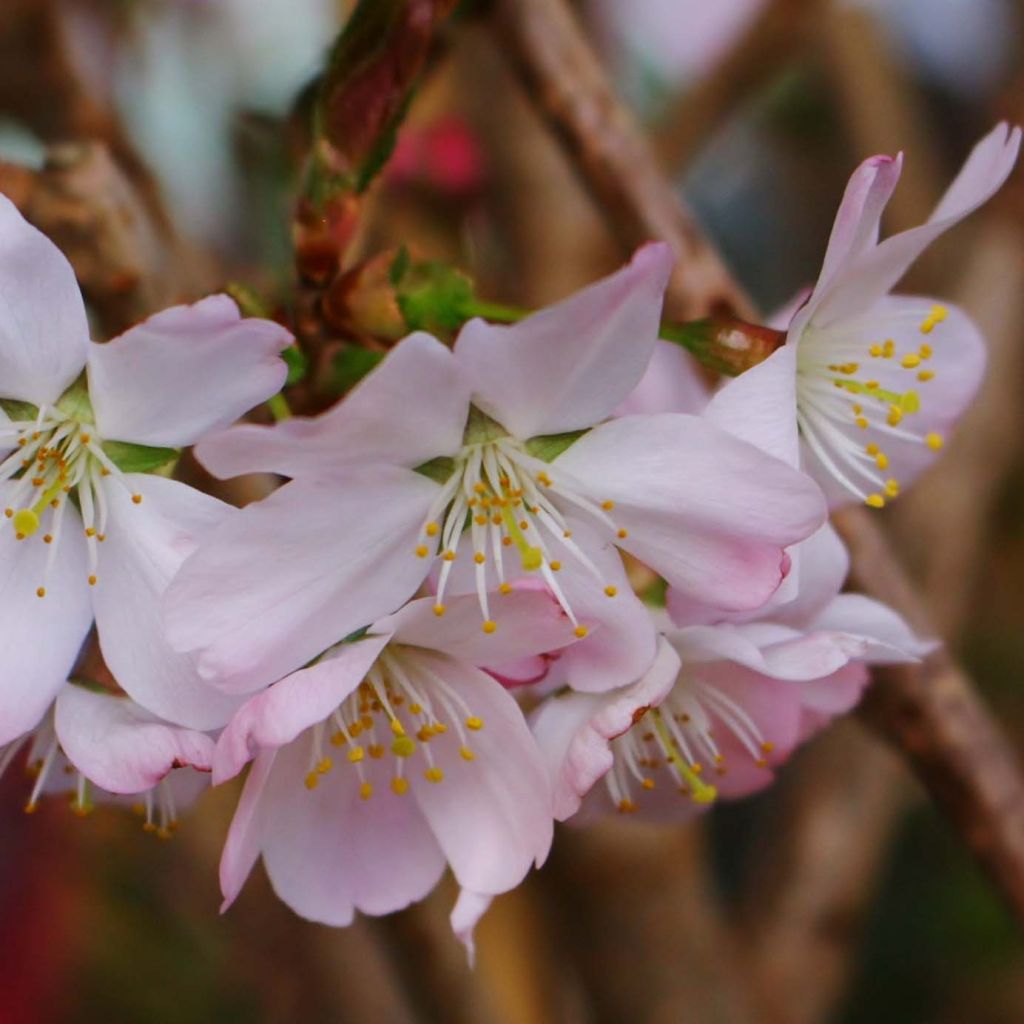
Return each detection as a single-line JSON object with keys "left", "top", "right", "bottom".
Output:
{"left": 781, "top": 122, "right": 1021, "bottom": 508}
{"left": 532, "top": 524, "right": 931, "bottom": 822}
{"left": 1, "top": 684, "right": 213, "bottom": 834}
{"left": 213, "top": 591, "right": 577, "bottom": 943}
{"left": 165, "top": 243, "right": 825, "bottom": 695}
{"left": 0, "top": 195, "right": 292, "bottom": 740}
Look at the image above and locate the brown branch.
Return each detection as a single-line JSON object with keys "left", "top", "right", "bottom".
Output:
{"left": 491, "top": 0, "right": 754, "bottom": 322}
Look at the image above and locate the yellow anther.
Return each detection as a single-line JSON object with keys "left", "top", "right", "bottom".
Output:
{"left": 391, "top": 777, "right": 409, "bottom": 795}
{"left": 360, "top": 714, "right": 373, "bottom": 729}
{"left": 865, "top": 493, "right": 886, "bottom": 509}
{"left": 573, "top": 625, "right": 588, "bottom": 639}
{"left": 875, "top": 453, "right": 889, "bottom": 470}
{"left": 415, "top": 545, "right": 429, "bottom": 558}
{"left": 473, "top": 551, "right": 486, "bottom": 564}
{"left": 347, "top": 746, "right": 365, "bottom": 763}
{"left": 424, "top": 767, "right": 444, "bottom": 783}
{"left": 330, "top": 731, "right": 346, "bottom": 746}
{"left": 359, "top": 782, "right": 373, "bottom": 800}
{"left": 887, "top": 406, "right": 903, "bottom": 427}
{"left": 466, "top": 716, "right": 484, "bottom": 731}
{"left": 391, "top": 735, "right": 417, "bottom": 758}
{"left": 84, "top": 526, "right": 96, "bottom": 537}
{"left": 885, "top": 479, "right": 900, "bottom": 498}
{"left": 389, "top": 718, "right": 405, "bottom": 736}
{"left": 865, "top": 443, "right": 879, "bottom": 456}
{"left": 926, "top": 432, "right": 944, "bottom": 450}
{"left": 481, "top": 620, "right": 497, "bottom": 634}
{"left": 901, "top": 353, "right": 921, "bottom": 369}
{"left": 42, "top": 534, "right": 52, "bottom": 544}
{"left": 88, "top": 575, "right": 97, "bottom": 586}
{"left": 368, "top": 744, "right": 384, "bottom": 759}
{"left": 549, "top": 560, "right": 561, "bottom": 571}
{"left": 12, "top": 509, "right": 39, "bottom": 538}
{"left": 617, "top": 528, "right": 628, "bottom": 539}
{"left": 562, "top": 530, "right": 572, "bottom": 539}
{"left": 883, "top": 340, "right": 895, "bottom": 357}
{"left": 304, "top": 772, "right": 319, "bottom": 790}
{"left": 601, "top": 500, "right": 615, "bottom": 511}
{"left": 408, "top": 703, "right": 422, "bottom": 715}
{"left": 425, "top": 522, "right": 439, "bottom": 537}
{"left": 869, "top": 343, "right": 883, "bottom": 357}
{"left": 518, "top": 519, "right": 528, "bottom": 530}
{"left": 641, "top": 778, "right": 655, "bottom": 790}
{"left": 855, "top": 416, "right": 869, "bottom": 430}
{"left": 604, "top": 585, "right": 618, "bottom": 597}
{"left": 460, "top": 746, "right": 475, "bottom": 761}
{"left": 917, "top": 370, "right": 935, "bottom": 382}
{"left": 617, "top": 799, "right": 637, "bottom": 814}
{"left": 433, "top": 604, "right": 446, "bottom": 617}
{"left": 502, "top": 536, "right": 512, "bottom": 547}
{"left": 36, "top": 587, "right": 46, "bottom": 599}
{"left": 919, "top": 343, "right": 933, "bottom": 359}
{"left": 537, "top": 472, "right": 552, "bottom": 487}
{"left": 931, "top": 303, "right": 948, "bottom": 322}
{"left": 499, "top": 582, "right": 512, "bottom": 594}
{"left": 3, "top": 509, "right": 11, "bottom": 518}
{"left": 474, "top": 515, "right": 487, "bottom": 526}
{"left": 349, "top": 721, "right": 364, "bottom": 737}
{"left": 316, "top": 757, "right": 333, "bottom": 774}
{"left": 80, "top": 433, "right": 91, "bottom": 443}
{"left": 131, "top": 494, "right": 143, "bottom": 505}
{"left": 473, "top": 482, "right": 487, "bottom": 495}
{"left": 442, "top": 550, "right": 456, "bottom": 562}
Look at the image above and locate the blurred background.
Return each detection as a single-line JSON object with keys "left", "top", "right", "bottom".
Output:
{"left": 0, "top": 0, "right": 1022, "bottom": 1021}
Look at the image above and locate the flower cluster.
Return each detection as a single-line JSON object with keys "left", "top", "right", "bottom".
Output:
{"left": 1, "top": 123, "right": 1016, "bottom": 956}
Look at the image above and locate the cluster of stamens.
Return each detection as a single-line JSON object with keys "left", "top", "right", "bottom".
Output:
{"left": 0, "top": 407, "right": 143, "bottom": 596}
{"left": 415, "top": 434, "right": 623, "bottom": 633}
{"left": 797, "top": 304, "right": 948, "bottom": 508}
{"left": 302, "top": 649, "right": 484, "bottom": 800}
{"left": 606, "top": 675, "right": 776, "bottom": 813}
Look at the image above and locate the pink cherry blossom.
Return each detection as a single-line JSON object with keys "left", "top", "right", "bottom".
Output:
{"left": 166, "top": 243, "right": 826, "bottom": 695}
{"left": 1, "top": 684, "right": 213, "bottom": 833}
{"left": 783, "top": 122, "right": 1021, "bottom": 508}
{"left": 214, "top": 591, "right": 576, "bottom": 945}
{"left": 0, "top": 195, "right": 292, "bottom": 740}
{"left": 533, "top": 524, "right": 931, "bottom": 823}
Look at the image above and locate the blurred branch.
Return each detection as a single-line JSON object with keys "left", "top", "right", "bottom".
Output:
{"left": 491, "top": 0, "right": 754, "bottom": 321}
{"left": 489, "top": 0, "right": 1024, "bottom": 1020}
{"left": 654, "top": 0, "right": 822, "bottom": 171}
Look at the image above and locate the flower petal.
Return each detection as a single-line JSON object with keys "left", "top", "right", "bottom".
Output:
{"left": 0, "top": 489, "right": 91, "bottom": 745}
{"left": 195, "top": 332, "right": 470, "bottom": 478}
{"left": 164, "top": 466, "right": 440, "bottom": 694}
{"left": 531, "top": 637, "right": 680, "bottom": 820}
{"left": 256, "top": 737, "right": 446, "bottom": 924}
{"left": 450, "top": 889, "right": 493, "bottom": 966}
{"left": 220, "top": 749, "right": 276, "bottom": 912}
{"left": 212, "top": 633, "right": 391, "bottom": 784}
{"left": 555, "top": 413, "right": 826, "bottom": 610}
{"left": 385, "top": 590, "right": 578, "bottom": 666}
{"left": 408, "top": 652, "right": 553, "bottom": 894}
{"left": 810, "top": 593, "right": 933, "bottom": 662}
{"left": 614, "top": 338, "right": 710, "bottom": 417}
{"left": 454, "top": 243, "right": 673, "bottom": 439}
{"left": 0, "top": 194, "right": 89, "bottom": 406}
{"left": 92, "top": 474, "right": 243, "bottom": 730}
{"left": 815, "top": 123, "right": 1021, "bottom": 323}
{"left": 88, "top": 295, "right": 292, "bottom": 447}
{"left": 54, "top": 685, "right": 214, "bottom": 794}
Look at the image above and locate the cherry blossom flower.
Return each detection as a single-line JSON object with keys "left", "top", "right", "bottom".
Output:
{"left": 783, "top": 122, "right": 1021, "bottom": 508}
{"left": 0, "top": 195, "right": 292, "bottom": 740}
{"left": 1, "top": 684, "right": 213, "bottom": 834}
{"left": 166, "top": 243, "right": 826, "bottom": 695}
{"left": 213, "top": 591, "right": 577, "bottom": 942}
{"left": 532, "top": 524, "right": 930, "bottom": 822}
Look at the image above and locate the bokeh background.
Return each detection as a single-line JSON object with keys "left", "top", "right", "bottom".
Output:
{"left": 0, "top": 1, "right": 1022, "bottom": 1021}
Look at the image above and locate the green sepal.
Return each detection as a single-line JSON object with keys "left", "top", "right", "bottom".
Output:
{"left": 55, "top": 375, "right": 94, "bottom": 424}
{"left": 397, "top": 262, "right": 475, "bottom": 334}
{"left": 640, "top": 576, "right": 668, "bottom": 608}
{"left": 0, "top": 398, "right": 39, "bottom": 422}
{"left": 101, "top": 440, "right": 179, "bottom": 474}
{"left": 283, "top": 346, "right": 309, "bottom": 387}
{"left": 341, "top": 626, "right": 371, "bottom": 645}
{"left": 414, "top": 456, "right": 455, "bottom": 485}
{"left": 524, "top": 429, "right": 586, "bottom": 463}
{"left": 462, "top": 406, "right": 506, "bottom": 446}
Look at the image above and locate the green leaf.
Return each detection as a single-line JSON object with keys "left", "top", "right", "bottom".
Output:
{"left": 327, "top": 346, "right": 384, "bottom": 394}
{"left": 0, "top": 398, "right": 39, "bottom": 422}
{"left": 525, "top": 429, "right": 586, "bottom": 462}
{"left": 414, "top": 456, "right": 455, "bottom": 484}
{"left": 101, "top": 440, "right": 179, "bottom": 474}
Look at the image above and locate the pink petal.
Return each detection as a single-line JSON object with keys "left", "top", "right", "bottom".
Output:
{"left": 0, "top": 194, "right": 89, "bottom": 406}
{"left": 770, "top": 523, "right": 849, "bottom": 628}
{"left": 256, "top": 738, "right": 447, "bottom": 924}
{"left": 164, "top": 466, "right": 439, "bottom": 694}
{"left": 453, "top": 243, "right": 673, "bottom": 439}
{"left": 196, "top": 332, "right": 470, "bottom": 478}
{"left": 555, "top": 413, "right": 826, "bottom": 610}
{"left": 614, "top": 338, "right": 710, "bottom": 417}
{"left": 815, "top": 123, "right": 1021, "bottom": 324}
{"left": 93, "top": 474, "right": 243, "bottom": 730}
{"left": 220, "top": 749, "right": 276, "bottom": 912}
{"left": 54, "top": 685, "right": 214, "bottom": 794}
{"left": 531, "top": 637, "right": 680, "bottom": 820}
{"left": 0, "top": 486, "right": 92, "bottom": 745}
{"left": 810, "top": 593, "right": 934, "bottom": 662}
{"left": 384, "top": 590, "right": 577, "bottom": 666}
{"left": 451, "top": 889, "right": 493, "bottom": 966}
{"left": 212, "top": 633, "right": 391, "bottom": 784}
{"left": 407, "top": 652, "right": 554, "bottom": 894}
{"left": 88, "top": 295, "right": 292, "bottom": 448}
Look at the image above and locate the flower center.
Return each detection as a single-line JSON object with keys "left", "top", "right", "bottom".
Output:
{"left": 0, "top": 406, "right": 142, "bottom": 595}
{"left": 796, "top": 304, "right": 947, "bottom": 507}
{"left": 606, "top": 674, "right": 777, "bottom": 813}
{"left": 301, "top": 647, "right": 484, "bottom": 800}
{"left": 416, "top": 430, "right": 622, "bottom": 633}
